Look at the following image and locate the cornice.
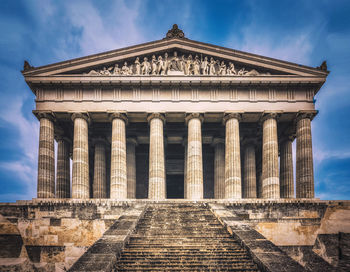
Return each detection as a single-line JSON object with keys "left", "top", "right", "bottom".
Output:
{"left": 22, "top": 38, "right": 329, "bottom": 78}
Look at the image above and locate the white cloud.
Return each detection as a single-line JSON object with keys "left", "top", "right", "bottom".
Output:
{"left": 62, "top": 0, "right": 145, "bottom": 56}
{"left": 0, "top": 97, "right": 39, "bottom": 200}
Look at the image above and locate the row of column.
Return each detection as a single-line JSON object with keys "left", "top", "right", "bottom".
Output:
{"left": 37, "top": 112, "right": 315, "bottom": 199}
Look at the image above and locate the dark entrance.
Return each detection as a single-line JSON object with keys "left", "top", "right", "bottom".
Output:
{"left": 166, "top": 144, "right": 184, "bottom": 198}
{"left": 166, "top": 175, "right": 184, "bottom": 198}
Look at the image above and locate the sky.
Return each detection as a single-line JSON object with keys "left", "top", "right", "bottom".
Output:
{"left": 0, "top": 0, "right": 349, "bottom": 202}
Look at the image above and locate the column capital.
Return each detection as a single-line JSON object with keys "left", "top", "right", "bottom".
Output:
{"left": 147, "top": 113, "right": 165, "bottom": 124}
{"left": 34, "top": 111, "right": 55, "bottom": 122}
{"left": 279, "top": 134, "right": 295, "bottom": 144}
{"left": 296, "top": 110, "right": 318, "bottom": 122}
{"left": 185, "top": 113, "right": 204, "bottom": 125}
{"left": 212, "top": 137, "right": 225, "bottom": 147}
{"left": 127, "top": 137, "right": 138, "bottom": 146}
{"left": 71, "top": 112, "right": 90, "bottom": 124}
{"left": 223, "top": 112, "right": 242, "bottom": 125}
{"left": 108, "top": 112, "right": 128, "bottom": 124}
{"left": 260, "top": 112, "right": 281, "bottom": 123}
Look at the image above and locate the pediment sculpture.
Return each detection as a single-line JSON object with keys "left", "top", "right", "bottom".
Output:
{"left": 84, "top": 51, "right": 271, "bottom": 77}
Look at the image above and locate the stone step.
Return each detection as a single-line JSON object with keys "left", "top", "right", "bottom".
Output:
{"left": 114, "top": 204, "right": 260, "bottom": 272}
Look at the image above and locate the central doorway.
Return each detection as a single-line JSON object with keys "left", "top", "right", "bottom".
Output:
{"left": 166, "top": 144, "right": 184, "bottom": 199}
{"left": 166, "top": 175, "right": 184, "bottom": 198}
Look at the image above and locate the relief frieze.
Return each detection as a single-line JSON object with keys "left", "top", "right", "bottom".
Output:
{"left": 83, "top": 51, "right": 273, "bottom": 77}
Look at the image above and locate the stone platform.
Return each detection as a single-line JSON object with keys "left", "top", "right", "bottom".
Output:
{"left": 0, "top": 199, "right": 349, "bottom": 271}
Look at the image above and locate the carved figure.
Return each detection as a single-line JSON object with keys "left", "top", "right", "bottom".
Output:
{"left": 180, "top": 55, "right": 186, "bottom": 72}
{"left": 169, "top": 51, "right": 181, "bottom": 71}
{"left": 141, "top": 57, "right": 151, "bottom": 75}
{"left": 201, "top": 56, "right": 209, "bottom": 75}
{"left": 83, "top": 52, "right": 267, "bottom": 77}
{"left": 226, "top": 62, "right": 236, "bottom": 75}
{"left": 238, "top": 68, "right": 247, "bottom": 76}
{"left": 193, "top": 55, "right": 201, "bottom": 75}
{"left": 218, "top": 61, "right": 226, "bottom": 75}
{"left": 185, "top": 54, "right": 193, "bottom": 75}
{"left": 100, "top": 67, "right": 111, "bottom": 76}
{"left": 151, "top": 55, "right": 158, "bottom": 75}
{"left": 134, "top": 57, "right": 141, "bottom": 75}
{"left": 209, "top": 57, "right": 216, "bottom": 75}
{"left": 245, "top": 69, "right": 259, "bottom": 76}
{"left": 112, "top": 64, "right": 120, "bottom": 75}
{"left": 86, "top": 69, "right": 100, "bottom": 75}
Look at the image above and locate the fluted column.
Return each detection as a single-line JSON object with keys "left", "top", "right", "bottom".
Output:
{"left": 212, "top": 138, "right": 225, "bottom": 199}
{"left": 93, "top": 138, "right": 107, "bottom": 198}
{"left": 72, "top": 113, "right": 90, "bottom": 199}
{"left": 185, "top": 113, "right": 204, "bottom": 200}
{"left": 110, "top": 112, "right": 128, "bottom": 199}
{"left": 261, "top": 113, "right": 280, "bottom": 199}
{"left": 243, "top": 142, "right": 257, "bottom": 198}
{"left": 56, "top": 135, "right": 70, "bottom": 198}
{"left": 127, "top": 138, "right": 137, "bottom": 199}
{"left": 296, "top": 113, "right": 315, "bottom": 198}
{"left": 37, "top": 113, "right": 55, "bottom": 198}
{"left": 280, "top": 136, "right": 295, "bottom": 198}
{"left": 148, "top": 113, "right": 166, "bottom": 200}
{"left": 224, "top": 113, "right": 242, "bottom": 199}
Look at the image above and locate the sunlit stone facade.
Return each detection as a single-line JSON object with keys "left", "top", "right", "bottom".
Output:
{"left": 23, "top": 25, "right": 328, "bottom": 200}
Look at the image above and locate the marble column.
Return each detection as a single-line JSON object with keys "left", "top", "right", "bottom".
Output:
{"left": 148, "top": 113, "right": 166, "bottom": 199}
{"left": 296, "top": 113, "right": 315, "bottom": 198}
{"left": 110, "top": 112, "right": 128, "bottom": 199}
{"left": 280, "top": 137, "right": 295, "bottom": 198}
{"left": 185, "top": 113, "right": 204, "bottom": 200}
{"left": 37, "top": 113, "right": 55, "bottom": 198}
{"left": 72, "top": 113, "right": 90, "bottom": 199}
{"left": 127, "top": 138, "right": 137, "bottom": 199}
{"left": 261, "top": 113, "right": 280, "bottom": 199}
{"left": 224, "top": 113, "right": 242, "bottom": 199}
{"left": 243, "top": 142, "right": 257, "bottom": 198}
{"left": 93, "top": 138, "right": 107, "bottom": 198}
{"left": 213, "top": 138, "right": 225, "bottom": 199}
{"left": 56, "top": 136, "right": 70, "bottom": 198}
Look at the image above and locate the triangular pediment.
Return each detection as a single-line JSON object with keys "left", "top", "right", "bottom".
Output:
{"left": 22, "top": 28, "right": 328, "bottom": 79}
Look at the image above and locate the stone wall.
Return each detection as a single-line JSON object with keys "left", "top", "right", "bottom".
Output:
{"left": 0, "top": 200, "right": 146, "bottom": 271}
{"left": 0, "top": 199, "right": 349, "bottom": 271}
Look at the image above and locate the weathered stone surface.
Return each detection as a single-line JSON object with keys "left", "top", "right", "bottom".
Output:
{"left": 148, "top": 113, "right": 166, "bottom": 200}
{"left": 243, "top": 143, "right": 257, "bottom": 198}
{"left": 296, "top": 115, "right": 314, "bottom": 198}
{"left": 224, "top": 113, "right": 242, "bottom": 199}
{"left": 93, "top": 139, "right": 107, "bottom": 198}
{"left": 56, "top": 137, "right": 70, "bottom": 198}
{"left": 280, "top": 138, "right": 295, "bottom": 198}
{"left": 186, "top": 113, "right": 204, "bottom": 199}
{"left": 261, "top": 114, "right": 280, "bottom": 199}
{"left": 110, "top": 113, "right": 128, "bottom": 200}
{"left": 37, "top": 115, "right": 55, "bottom": 198}
{"left": 72, "top": 113, "right": 89, "bottom": 199}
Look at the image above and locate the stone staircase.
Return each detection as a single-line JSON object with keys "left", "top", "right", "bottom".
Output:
{"left": 115, "top": 203, "right": 260, "bottom": 271}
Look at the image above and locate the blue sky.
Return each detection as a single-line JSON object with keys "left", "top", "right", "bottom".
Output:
{"left": 0, "top": 0, "right": 349, "bottom": 201}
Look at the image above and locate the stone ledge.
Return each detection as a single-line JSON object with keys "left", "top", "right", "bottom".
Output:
{"left": 209, "top": 203, "right": 306, "bottom": 272}
{"left": 68, "top": 207, "right": 146, "bottom": 272}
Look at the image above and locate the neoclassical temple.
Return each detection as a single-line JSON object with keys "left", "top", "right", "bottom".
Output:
{"left": 22, "top": 25, "right": 328, "bottom": 200}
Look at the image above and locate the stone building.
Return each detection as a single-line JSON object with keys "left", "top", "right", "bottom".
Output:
{"left": 23, "top": 24, "right": 327, "bottom": 201}
{"left": 1, "top": 25, "right": 349, "bottom": 272}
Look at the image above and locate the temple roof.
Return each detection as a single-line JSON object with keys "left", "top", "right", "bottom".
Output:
{"left": 22, "top": 24, "right": 329, "bottom": 79}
